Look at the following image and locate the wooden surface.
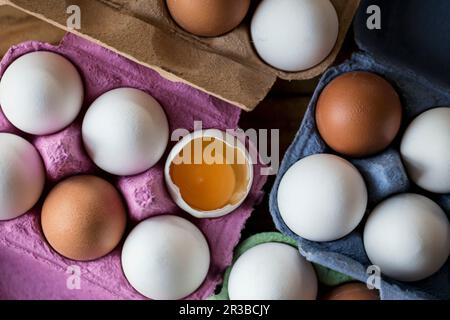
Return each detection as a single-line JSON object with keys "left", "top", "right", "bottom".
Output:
{"left": 0, "top": 5, "right": 64, "bottom": 55}
{"left": 0, "top": 4, "right": 355, "bottom": 237}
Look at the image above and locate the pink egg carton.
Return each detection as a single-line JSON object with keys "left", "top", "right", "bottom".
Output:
{"left": 0, "top": 33, "right": 267, "bottom": 300}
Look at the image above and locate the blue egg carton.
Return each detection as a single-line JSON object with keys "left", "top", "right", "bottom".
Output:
{"left": 269, "top": 0, "right": 450, "bottom": 300}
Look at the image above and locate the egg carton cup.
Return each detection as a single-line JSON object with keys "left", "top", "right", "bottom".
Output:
{"left": 269, "top": 52, "right": 450, "bottom": 300}
{"left": 0, "top": 33, "right": 267, "bottom": 300}
{"left": 210, "top": 232, "right": 354, "bottom": 300}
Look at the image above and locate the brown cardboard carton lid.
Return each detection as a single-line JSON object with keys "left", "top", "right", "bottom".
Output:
{"left": 2, "top": 0, "right": 360, "bottom": 110}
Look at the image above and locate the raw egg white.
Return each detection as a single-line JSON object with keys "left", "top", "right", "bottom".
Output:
{"left": 228, "top": 242, "right": 318, "bottom": 300}
{"left": 364, "top": 193, "right": 450, "bottom": 282}
{"left": 0, "top": 51, "right": 83, "bottom": 135}
{"left": 121, "top": 215, "right": 210, "bottom": 300}
{"left": 0, "top": 133, "right": 45, "bottom": 220}
{"left": 400, "top": 107, "right": 450, "bottom": 194}
{"left": 251, "top": 0, "right": 339, "bottom": 72}
{"left": 277, "top": 154, "right": 367, "bottom": 242}
{"left": 82, "top": 88, "right": 169, "bottom": 176}
{"left": 164, "top": 129, "right": 253, "bottom": 219}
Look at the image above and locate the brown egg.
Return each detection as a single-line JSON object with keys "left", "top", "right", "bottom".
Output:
{"left": 41, "top": 175, "right": 127, "bottom": 261}
{"left": 324, "top": 283, "right": 380, "bottom": 300}
{"left": 166, "top": 0, "right": 251, "bottom": 37}
{"left": 316, "top": 71, "right": 402, "bottom": 158}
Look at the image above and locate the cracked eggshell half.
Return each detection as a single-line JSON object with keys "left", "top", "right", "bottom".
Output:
{"left": 164, "top": 129, "right": 253, "bottom": 219}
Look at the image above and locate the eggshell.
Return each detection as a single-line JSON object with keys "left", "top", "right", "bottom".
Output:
{"left": 121, "top": 215, "right": 210, "bottom": 300}
{"left": 316, "top": 72, "right": 402, "bottom": 157}
{"left": 82, "top": 88, "right": 169, "bottom": 176}
{"left": 41, "top": 175, "right": 127, "bottom": 261}
{"left": 0, "top": 51, "right": 83, "bottom": 135}
{"left": 251, "top": 0, "right": 339, "bottom": 72}
{"left": 277, "top": 154, "right": 367, "bottom": 242}
{"left": 323, "top": 283, "right": 379, "bottom": 300}
{"left": 400, "top": 107, "right": 450, "bottom": 193}
{"left": 364, "top": 193, "right": 450, "bottom": 282}
{"left": 166, "top": 0, "right": 250, "bottom": 37}
{"left": 0, "top": 133, "right": 45, "bottom": 220}
{"left": 228, "top": 242, "right": 318, "bottom": 300}
{"left": 164, "top": 129, "right": 253, "bottom": 219}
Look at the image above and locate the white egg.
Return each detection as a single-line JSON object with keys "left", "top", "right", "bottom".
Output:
{"left": 277, "top": 154, "right": 367, "bottom": 242}
{"left": 0, "top": 133, "right": 45, "bottom": 220}
{"left": 251, "top": 0, "right": 339, "bottom": 72}
{"left": 0, "top": 52, "right": 83, "bottom": 135}
{"left": 121, "top": 215, "right": 210, "bottom": 300}
{"left": 228, "top": 242, "right": 318, "bottom": 300}
{"left": 400, "top": 107, "right": 450, "bottom": 194}
{"left": 82, "top": 88, "right": 169, "bottom": 176}
{"left": 364, "top": 193, "right": 450, "bottom": 282}
{"left": 164, "top": 129, "right": 253, "bottom": 219}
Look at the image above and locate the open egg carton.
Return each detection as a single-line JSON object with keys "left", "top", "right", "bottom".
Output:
{"left": 0, "top": 33, "right": 267, "bottom": 299}
{"left": 2, "top": 0, "right": 360, "bottom": 110}
{"left": 270, "top": 0, "right": 450, "bottom": 300}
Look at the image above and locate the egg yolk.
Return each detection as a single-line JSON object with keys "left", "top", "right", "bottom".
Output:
{"left": 170, "top": 140, "right": 237, "bottom": 211}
